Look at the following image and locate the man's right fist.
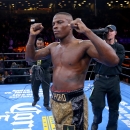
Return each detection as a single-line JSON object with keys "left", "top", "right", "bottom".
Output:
{"left": 30, "top": 23, "right": 44, "bottom": 36}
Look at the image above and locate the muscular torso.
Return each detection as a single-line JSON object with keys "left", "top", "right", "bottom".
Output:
{"left": 50, "top": 40, "right": 91, "bottom": 91}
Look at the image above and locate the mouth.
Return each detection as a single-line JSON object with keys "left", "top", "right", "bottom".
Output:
{"left": 53, "top": 31, "right": 59, "bottom": 34}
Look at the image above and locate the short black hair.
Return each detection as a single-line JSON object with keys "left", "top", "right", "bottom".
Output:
{"left": 37, "top": 37, "right": 44, "bottom": 42}
{"left": 55, "top": 12, "right": 73, "bottom": 20}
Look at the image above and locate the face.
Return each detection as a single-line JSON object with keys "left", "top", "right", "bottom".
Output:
{"left": 36, "top": 40, "right": 44, "bottom": 49}
{"left": 5, "top": 71, "right": 8, "bottom": 75}
{"left": 52, "top": 14, "right": 72, "bottom": 39}
{"left": 106, "top": 28, "right": 117, "bottom": 40}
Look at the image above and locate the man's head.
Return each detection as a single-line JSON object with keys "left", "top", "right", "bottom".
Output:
{"left": 105, "top": 24, "right": 117, "bottom": 41}
{"left": 36, "top": 37, "right": 44, "bottom": 49}
{"left": 4, "top": 71, "right": 8, "bottom": 75}
{"left": 52, "top": 12, "right": 73, "bottom": 39}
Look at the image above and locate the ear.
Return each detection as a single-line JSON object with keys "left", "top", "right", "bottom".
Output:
{"left": 68, "top": 23, "right": 72, "bottom": 31}
{"left": 115, "top": 31, "right": 117, "bottom": 35}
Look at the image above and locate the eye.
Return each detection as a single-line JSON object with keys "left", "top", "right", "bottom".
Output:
{"left": 58, "top": 21, "right": 63, "bottom": 24}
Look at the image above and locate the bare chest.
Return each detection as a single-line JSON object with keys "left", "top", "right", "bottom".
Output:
{"left": 51, "top": 45, "right": 87, "bottom": 66}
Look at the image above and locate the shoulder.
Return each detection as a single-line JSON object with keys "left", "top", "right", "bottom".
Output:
{"left": 77, "top": 39, "right": 92, "bottom": 45}
{"left": 75, "top": 40, "right": 93, "bottom": 52}
{"left": 78, "top": 39, "right": 91, "bottom": 43}
{"left": 51, "top": 42, "right": 60, "bottom": 46}
{"left": 47, "top": 42, "right": 60, "bottom": 48}
{"left": 116, "top": 42, "right": 125, "bottom": 50}
{"left": 43, "top": 42, "right": 60, "bottom": 51}
{"left": 79, "top": 40, "right": 94, "bottom": 50}
{"left": 115, "top": 43, "right": 125, "bottom": 56}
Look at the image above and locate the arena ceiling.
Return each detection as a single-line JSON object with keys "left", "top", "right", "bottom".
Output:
{"left": 0, "top": 0, "right": 129, "bottom": 10}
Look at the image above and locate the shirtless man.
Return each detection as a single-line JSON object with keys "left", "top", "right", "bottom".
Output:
{"left": 25, "top": 12, "right": 119, "bottom": 130}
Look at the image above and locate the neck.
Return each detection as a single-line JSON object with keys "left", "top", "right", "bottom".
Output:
{"left": 106, "top": 38, "right": 115, "bottom": 45}
{"left": 59, "top": 34, "right": 75, "bottom": 46}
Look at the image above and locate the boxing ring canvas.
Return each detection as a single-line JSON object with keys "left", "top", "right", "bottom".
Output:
{"left": 0, "top": 80, "right": 130, "bottom": 130}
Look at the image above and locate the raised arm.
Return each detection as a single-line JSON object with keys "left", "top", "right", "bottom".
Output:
{"left": 25, "top": 23, "right": 50, "bottom": 62}
{"left": 70, "top": 18, "right": 119, "bottom": 67}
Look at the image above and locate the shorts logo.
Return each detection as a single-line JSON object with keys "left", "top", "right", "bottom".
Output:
{"left": 63, "top": 125, "right": 75, "bottom": 130}
{"left": 52, "top": 93, "right": 66, "bottom": 102}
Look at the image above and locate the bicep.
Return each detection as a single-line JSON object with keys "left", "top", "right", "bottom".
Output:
{"left": 86, "top": 42, "right": 102, "bottom": 62}
{"left": 34, "top": 46, "right": 50, "bottom": 60}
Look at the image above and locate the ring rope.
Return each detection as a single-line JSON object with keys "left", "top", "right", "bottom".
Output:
{"left": 122, "top": 66, "right": 130, "bottom": 70}
{"left": 121, "top": 73, "right": 130, "bottom": 78}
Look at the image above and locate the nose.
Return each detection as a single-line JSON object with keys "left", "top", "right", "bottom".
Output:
{"left": 53, "top": 23, "right": 58, "bottom": 30}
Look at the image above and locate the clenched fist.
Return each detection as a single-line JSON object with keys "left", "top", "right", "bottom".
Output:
{"left": 69, "top": 18, "right": 89, "bottom": 34}
{"left": 30, "top": 23, "right": 44, "bottom": 36}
